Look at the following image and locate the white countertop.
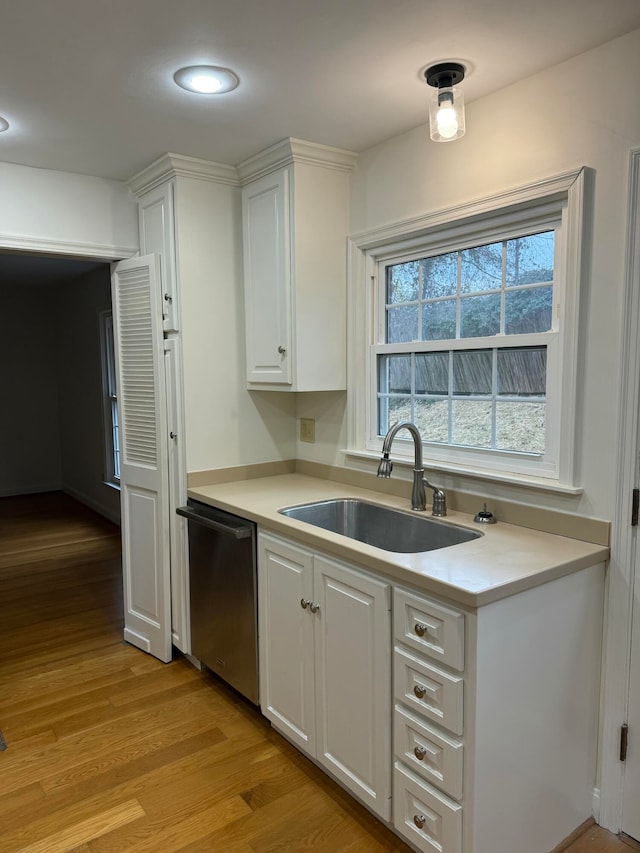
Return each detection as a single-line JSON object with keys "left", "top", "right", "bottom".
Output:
{"left": 188, "top": 474, "right": 609, "bottom": 608}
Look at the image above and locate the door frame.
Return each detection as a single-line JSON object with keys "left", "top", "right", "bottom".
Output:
{"left": 599, "top": 147, "right": 640, "bottom": 831}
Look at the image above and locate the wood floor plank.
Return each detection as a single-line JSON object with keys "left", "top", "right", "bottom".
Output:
{"left": 10, "top": 799, "right": 146, "bottom": 853}
{"left": 0, "top": 492, "right": 636, "bottom": 853}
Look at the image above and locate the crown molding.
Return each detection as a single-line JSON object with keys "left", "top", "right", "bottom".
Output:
{"left": 128, "top": 139, "right": 359, "bottom": 195}
{"left": 128, "top": 152, "right": 240, "bottom": 196}
{"left": 0, "top": 233, "right": 137, "bottom": 260}
{"left": 237, "top": 137, "right": 358, "bottom": 184}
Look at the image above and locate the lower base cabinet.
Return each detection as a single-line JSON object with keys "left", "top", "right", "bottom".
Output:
{"left": 257, "top": 531, "right": 391, "bottom": 820}
{"left": 257, "top": 529, "right": 605, "bottom": 853}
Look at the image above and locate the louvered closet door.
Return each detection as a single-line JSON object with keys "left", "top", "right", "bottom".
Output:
{"left": 111, "top": 255, "right": 172, "bottom": 662}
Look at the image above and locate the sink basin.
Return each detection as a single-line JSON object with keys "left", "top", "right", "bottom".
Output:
{"left": 278, "top": 498, "right": 481, "bottom": 553}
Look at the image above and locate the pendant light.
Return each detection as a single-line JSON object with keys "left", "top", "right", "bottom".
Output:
{"left": 425, "top": 62, "right": 466, "bottom": 142}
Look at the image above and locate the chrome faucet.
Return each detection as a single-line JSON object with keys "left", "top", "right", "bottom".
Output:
{"left": 377, "top": 420, "right": 447, "bottom": 516}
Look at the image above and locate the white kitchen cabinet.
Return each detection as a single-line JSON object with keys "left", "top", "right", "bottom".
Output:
{"left": 392, "top": 565, "right": 605, "bottom": 853}
{"left": 137, "top": 178, "right": 180, "bottom": 333}
{"left": 240, "top": 138, "right": 357, "bottom": 391}
{"left": 128, "top": 154, "right": 240, "bottom": 657}
{"left": 258, "top": 531, "right": 391, "bottom": 819}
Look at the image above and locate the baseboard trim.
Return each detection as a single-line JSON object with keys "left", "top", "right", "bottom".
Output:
{"left": 61, "top": 485, "right": 121, "bottom": 525}
{"left": 0, "top": 483, "right": 62, "bottom": 497}
{"left": 550, "top": 818, "right": 596, "bottom": 852}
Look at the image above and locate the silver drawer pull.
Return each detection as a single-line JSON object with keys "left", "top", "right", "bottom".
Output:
{"left": 414, "top": 746, "right": 427, "bottom": 760}
{"left": 300, "top": 599, "right": 310, "bottom": 609}
{"left": 278, "top": 345, "right": 286, "bottom": 355}
{"left": 309, "top": 602, "right": 320, "bottom": 614}
{"left": 413, "top": 684, "right": 427, "bottom": 700}
{"left": 414, "top": 622, "right": 428, "bottom": 637}
{"left": 414, "top": 814, "right": 426, "bottom": 830}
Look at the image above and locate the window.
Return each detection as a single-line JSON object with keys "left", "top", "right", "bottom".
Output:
{"left": 378, "top": 231, "right": 554, "bottom": 454}
{"left": 99, "top": 310, "right": 120, "bottom": 486}
{"left": 348, "top": 170, "right": 586, "bottom": 489}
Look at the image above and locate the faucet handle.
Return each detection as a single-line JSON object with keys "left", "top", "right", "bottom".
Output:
{"left": 424, "top": 479, "right": 447, "bottom": 517}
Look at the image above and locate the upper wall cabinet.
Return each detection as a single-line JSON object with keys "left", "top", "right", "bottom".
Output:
{"left": 136, "top": 179, "right": 180, "bottom": 332}
{"left": 239, "top": 139, "right": 357, "bottom": 392}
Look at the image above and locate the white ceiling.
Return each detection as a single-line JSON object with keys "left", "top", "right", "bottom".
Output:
{"left": 1, "top": 0, "right": 640, "bottom": 182}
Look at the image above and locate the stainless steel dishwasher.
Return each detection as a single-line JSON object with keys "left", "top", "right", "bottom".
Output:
{"left": 176, "top": 499, "right": 259, "bottom": 705}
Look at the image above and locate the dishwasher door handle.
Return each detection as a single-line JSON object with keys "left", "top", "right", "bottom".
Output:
{"left": 176, "top": 506, "right": 253, "bottom": 539}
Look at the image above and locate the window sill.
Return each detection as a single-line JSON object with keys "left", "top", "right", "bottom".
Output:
{"left": 342, "top": 449, "right": 583, "bottom": 496}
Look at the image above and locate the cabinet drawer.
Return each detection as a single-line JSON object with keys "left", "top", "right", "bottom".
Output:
{"left": 394, "top": 587, "right": 464, "bottom": 671}
{"left": 394, "top": 646, "right": 463, "bottom": 735}
{"left": 394, "top": 704, "right": 463, "bottom": 800}
{"left": 393, "top": 762, "right": 462, "bottom": 853}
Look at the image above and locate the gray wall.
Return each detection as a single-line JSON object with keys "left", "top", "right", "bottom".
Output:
{"left": 1, "top": 283, "right": 62, "bottom": 495}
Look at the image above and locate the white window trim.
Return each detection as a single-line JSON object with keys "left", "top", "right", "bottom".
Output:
{"left": 346, "top": 168, "right": 587, "bottom": 492}
{"left": 99, "top": 309, "right": 120, "bottom": 489}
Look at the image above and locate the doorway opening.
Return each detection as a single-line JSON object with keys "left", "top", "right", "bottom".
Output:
{"left": 0, "top": 249, "right": 120, "bottom": 524}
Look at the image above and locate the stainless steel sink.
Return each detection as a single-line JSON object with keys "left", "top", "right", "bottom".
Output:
{"left": 278, "top": 498, "right": 481, "bottom": 553}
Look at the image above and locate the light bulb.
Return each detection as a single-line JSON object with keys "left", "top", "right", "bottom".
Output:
{"left": 436, "top": 105, "right": 459, "bottom": 139}
{"left": 173, "top": 65, "right": 239, "bottom": 95}
{"left": 189, "top": 74, "right": 224, "bottom": 93}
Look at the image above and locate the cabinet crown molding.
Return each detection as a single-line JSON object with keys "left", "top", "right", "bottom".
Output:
{"left": 237, "top": 137, "right": 358, "bottom": 185}
{"left": 128, "top": 153, "right": 240, "bottom": 195}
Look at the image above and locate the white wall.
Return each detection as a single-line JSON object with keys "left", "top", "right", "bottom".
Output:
{"left": 297, "top": 28, "right": 640, "bottom": 523}
{"left": 0, "top": 283, "right": 62, "bottom": 495}
{"left": 0, "top": 162, "right": 138, "bottom": 257}
{"left": 175, "top": 175, "right": 296, "bottom": 474}
{"left": 57, "top": 267, "right": 121, "bottom": 522}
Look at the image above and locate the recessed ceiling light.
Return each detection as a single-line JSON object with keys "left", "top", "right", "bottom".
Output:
{"left": 173, "top": 65, "right": 239, "bottom": 95}
{"left": 0, "top": 117, "right": 9, "bottom": 132}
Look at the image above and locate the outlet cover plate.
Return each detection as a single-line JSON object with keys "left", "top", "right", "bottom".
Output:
{"left": 300, "top": 418, "right": 316, "bottom": 443}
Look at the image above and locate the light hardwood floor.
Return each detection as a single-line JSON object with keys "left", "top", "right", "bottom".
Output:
{"left": 0, "top": 492, "right": 636, "bottom": 853}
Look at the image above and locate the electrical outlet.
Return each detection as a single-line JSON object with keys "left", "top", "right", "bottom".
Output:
{"left": 300, "top": 418, "right": 316, "bottom": 443}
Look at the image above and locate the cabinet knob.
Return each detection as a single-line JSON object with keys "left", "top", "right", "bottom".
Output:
{"left": 300, "top": 599, "right": 310, "bottom": 609}
{"left": 414, "top": 622, "right": 428, "bottom": 637}
{"left": 169, "top": 431, "right": 177, "bottom": 439}
{"left": 413, "top": 684, "right": 427, "bottom": 700}
{"left": 277, "top": 345, "right": 286, "bottom": 355}
{"left": 414, "top": 746, "right": 427, "bottom": 761}
{"left": 413, "top": 814, "right": 426, "bottom": 830}
{"left": 309, "top": 602, "right": 320, "bottom": 614}
{"left": 164, "top": 292, "right": 172, "bottom": 303}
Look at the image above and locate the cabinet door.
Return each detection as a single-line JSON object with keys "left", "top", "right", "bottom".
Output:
{"left": 258, "top": 533, "right": 315, "bottom": 754}
{"left": 313, "top": 555, "right": 391, "bottom": 820}
{"left": 242, "top": 170, "right": 292, "bottom": 385}
{"left": 138, "top": 180, "right": 180, "bottom": 332}
{"left": 111, "top": 255, "right": 172, "bottom": 662}
{"left": 164, "top": 336, "right": 189, "bottom": 654}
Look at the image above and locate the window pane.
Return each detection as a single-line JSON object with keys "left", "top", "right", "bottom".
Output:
{"left": 497, "top": 347, "right": 546, "bottom": 396}
{"left": 460, "top": 242, "right": 502, "bottom": 293}
{"left": 378, "top": 355, "right": 412, "bottom": 394}
{"left": 422, "top": 299, "right": 456, "bottom": 341}
{"left": 496, "top": 402, "right": 545, "bottom": 453}
{"left": 453, "top": 350, "right": 492, "bottom": 395}
{"left": 387, "top": 305, "right": 418, "bottom": 343}
{"left": 505, "top": 286, "right": 553, "bottom": 334}
{"left": 387, "top": 261, "right": 419, "bottom": 303}
{"left": 416, "top": 353, "right": 449, "bottom": 394}
{"left": 378, "top": 396, "right": 412, "bottom": 435}
{"left": 422, "top": 253, "right": 457, "bottom": 299}
{"left": 506, "top": 232, "right": 554, "bottom": 286}
{"left": 452, "top": 400, "right": 492, "bottom": 447}
{"left": 460, "top": 293, "right": 501, "bottom": 337}
{"left": 415, "top": 399, "right": 449, "bottom": 443}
